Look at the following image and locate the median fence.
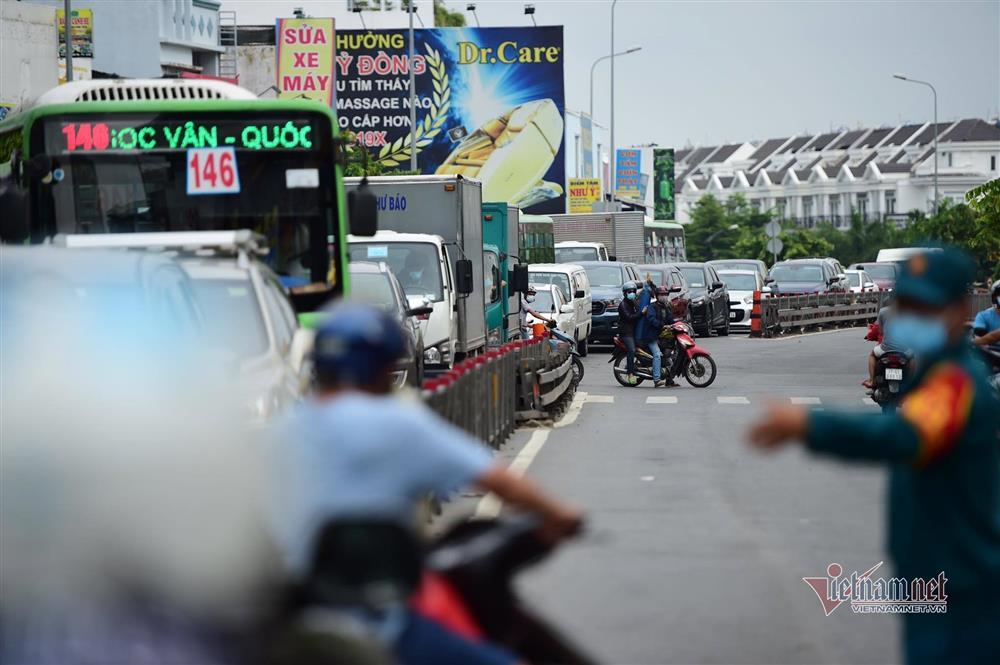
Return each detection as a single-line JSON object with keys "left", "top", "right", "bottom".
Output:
{"left": 421, "top": 334, "right": 576, "bottom": 449}
{"left": 749, "top": 291, "right": 996, "bottom": 338}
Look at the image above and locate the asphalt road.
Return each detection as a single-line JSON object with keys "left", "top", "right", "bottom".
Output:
{"left": 511, "top": 328, "right": 901, "bottom": 664}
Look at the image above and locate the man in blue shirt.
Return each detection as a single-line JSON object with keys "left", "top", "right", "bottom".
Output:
{"left": 972, "top": 279, "right": 1000, "bottom": 351}
{"left": 274, "top": 302, "right": 582, "bottom": 664}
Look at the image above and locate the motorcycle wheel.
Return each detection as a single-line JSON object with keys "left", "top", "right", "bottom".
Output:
{"left": 572, "top": 356, "right": 585, "bottom": 383}
{"left": 613, "top": 355, "right": 645, "bottom": 386}
{"left": 684, "top": 353, "right": 717, "bottom": 388}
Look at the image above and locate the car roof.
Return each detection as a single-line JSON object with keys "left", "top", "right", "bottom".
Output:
{"left": 772, "top": 258, "right": 828, "bottom": 265}
{"left": 178, "top": 258, "right": 251, "bottom": 281}
{"left": 574, "top": 260, "right": 633, "bottom": 267}
{"left": 1, "top": 245, "right": 183, "bottom": 285}
{"left": 348, "top": 260, "right": 392, "bottom": 275}
{"left": 639, "top": 263, "right": 679, "bottom": 271}
{"left": 717, "top": 269, "right": 757, "bottom": 275}
{"left": 672, "top": 262, "right": 709, "bottom": 269}
{"left": 708, "top": 259, "right": 763, "bottom": 264}
{"left": 348, "top": 231, "right": 444, "bottom": 245}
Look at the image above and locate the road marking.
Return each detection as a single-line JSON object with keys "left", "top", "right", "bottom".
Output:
{"left": 790, "top": 397, "right": 822, "bottom": 405}
{"left": 474, "top": 428, "right": 551, "bottom": 519}
{"left": 754, "top": 327, "right": 867, "bottom": 340}
{"left": 554, "top": 391, "right": 589, "bottom": 429}
{"left": 586, "top": 394, "right": 615, "bottom": 404}
{"left": 640, "top": 475, "right": 656, "bottom": 482}
{"left": 718, "top": 396, "right": 750, "bottom": 404}
{"left": 646, "top": 396, "right": 678, "bottom": 404}
{"left": 861, "top": 397, "right": 878, "bottom": 406}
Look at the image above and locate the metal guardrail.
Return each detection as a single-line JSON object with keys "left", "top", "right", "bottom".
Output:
{"left": 751, "top": 291, "right": 996, "bottom": 338}
{"left": 420, "top": 335, "right": 576, "bottom": 449}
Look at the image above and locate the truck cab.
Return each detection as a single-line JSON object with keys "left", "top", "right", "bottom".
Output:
{"left": 482, "top": 202, "right": 524, "bottom": 344}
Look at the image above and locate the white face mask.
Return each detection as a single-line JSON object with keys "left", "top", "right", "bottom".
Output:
{"left": 525, "top": 295, "right": 535, "bottom": 303}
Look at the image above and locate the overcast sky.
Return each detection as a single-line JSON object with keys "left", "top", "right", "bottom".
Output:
{"left": 224, "top": 0, "right": 1000, "bottom": 149}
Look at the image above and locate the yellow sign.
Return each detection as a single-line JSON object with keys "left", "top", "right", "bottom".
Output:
{"left": 58, "top": 58, "right": 93, "bottom": 85}
{"left": 276, "top": 18, "right": 336, "bottom": 107}
{"left": 568, "top": 178, "right": 602, "bottom": 213}
{"left": 56, "top": 9, "right": 94, "bottom": 58}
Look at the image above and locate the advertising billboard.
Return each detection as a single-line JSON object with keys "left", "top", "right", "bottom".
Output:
{"left": 568, "top": 178, "right": 601, "bottom": 213}
{"left": 653, "top": 148, "right": 675, "bottom": 220}
{"left": 277, "top": 18, "right": 336, "bottom": 106}
{"left": 335, "top": 27, "right": 566, "bottom": 213}
{"left": 56, "top": 8, "right": 93, "bottom": 58}
{"left": 615, "top": 148, "right": 640, "bottom": 201}
{"left": 580, "top": 113, "right": 594, "bottom": 178}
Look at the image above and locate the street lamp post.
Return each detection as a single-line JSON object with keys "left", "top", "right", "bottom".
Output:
{"left": 893, "top": 73, "right": 938, "bottom": 214}
{"left": 609, "top": 0, "right": 619, "bottom": 205}
{"left": 705, "top": 224, "right": 739, "bottom": 260}
{"left": 589, "top": 46, "right": 641, "bottom": 125}
{"left": 408, "top": 2, "right": 416, "bottom": 170}
{"left": 64, "top": 0, "right": 73, "bottom": 82}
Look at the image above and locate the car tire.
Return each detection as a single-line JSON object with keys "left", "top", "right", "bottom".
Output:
{"left": 715, "top": 309, "right": 730, "bottom": 336}
{"left": 578, "top": 336, "right": 589, "bottom": 357}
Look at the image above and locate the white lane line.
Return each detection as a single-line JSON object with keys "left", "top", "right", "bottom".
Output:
{"left": 757, "top": 328, "right": 866, "bottom": 340}
{"left": 861, "top": 397, "right": 878, "bottom": 406}
{"left": 586, "top": 394, "right": 615, "bottom": 404}
{"left": 790, "top": 397, "right": 822, "bottom": 405}
{"left": 554, "top": 391, "right": 589, "bottom": 429}
{"left": 474, "top": 428, "right": 551, "bottom": 519}
{"left": 646, "top": 396, "right": 678, "bottom": 404}
{"left": 718, "top": 396, "right": 750, "bottom": 405}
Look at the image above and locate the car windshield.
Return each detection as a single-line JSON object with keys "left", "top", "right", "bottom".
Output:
{"left": 348, "top": 242, "right": 443, "bottom": 302}
{"left": 847, "top": 273, "right": 862, "bottom": 286}
{"left": 556, "top": 247, "right": 599, "bottom": 263}
{"left": 188, "top": 278, "right": 268, "bottom": 357}
{"left": 641, "top": 269, "right": 665, "bottom": 285}
{"left": 680, "top": 267, "right": 706, "bottom": 288}
{"left": 349, "top": 272, "right": 398, "bottom": 312}
{"left": 583, "top": 265, "right": 624, "bottom": 287}
{"left": 770, "top": 264, "right": 824, "bottom": 282}
{"left": 719, "top": 273, "right": 757, "bottom": 290}
{"left": 531, "top": 289, "right": 557, "bottom": 313}
{"left": 713, "top": 261, "right": 755, "bottom": 272}
{"left": 865, "top": 264, "right": 896, "bottom": 280}
{"left": 530, "top": 272, "right": 571, "bottom": 299}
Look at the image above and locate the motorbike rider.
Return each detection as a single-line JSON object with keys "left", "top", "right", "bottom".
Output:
{"left": 972, "top": 279, "right": 1000, "bottom": 351}
{"left": 618, "top": 281, "right": 644, "bottom": 385}
{"left": 649, "top": 285, "right": 680, "bottom": 387}
{"left": 634, "top": 284, "right": 674, "bottom": 387}
{"left": 272, "top": 302, "right": 583, "bottom": 665}
{"left": 520, "top": 286, "right": 555, "bottom": 338}
{"left": 748, "top": 248, "right": 1000, "bottom": 665}
{"left": 863, "top": 294, "right": 906, "bottom": 390}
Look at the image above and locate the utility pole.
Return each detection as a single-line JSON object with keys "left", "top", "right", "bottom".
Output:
{"left": 64, "top": 0, "right": 74, "bottom": 82}
{"left": 893, "top": 74, "right": 939, "bottom": 215}
{"left": 408, "top": 2, "right": 417, "bottom": 171}
{"left": 609, "top": 0, "right": 618, "bottom": 206}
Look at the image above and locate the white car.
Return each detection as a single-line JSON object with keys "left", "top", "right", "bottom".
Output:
{"left": 717, "top": 269, "right": 764, "bottom": 331}
{"left": 846, "top": 269, "right": 880, "bottom": 294}
{"left": 526, "top": 283, "right": 574, "bottom": 334}
{"left": 528, "top": 263, "right": 592, "bottom": 354}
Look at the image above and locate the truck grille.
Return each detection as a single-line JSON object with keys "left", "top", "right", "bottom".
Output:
{"left": 592, "top": 302, "right": 606, "bottom": 315}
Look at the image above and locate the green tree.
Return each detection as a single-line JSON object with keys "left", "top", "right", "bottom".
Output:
{"left": 686, "top": 194, "right": 742, "bottom": 261}
{"left": 433, "top": 0, "right": 466, "bottom": 26}
{"left": 965, "top": 178, "right": 1000, "bottom": 279}
{"left": 781, "top": 228, "right": 834, "bottom": 259}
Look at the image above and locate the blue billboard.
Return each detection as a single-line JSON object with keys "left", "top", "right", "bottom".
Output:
{"left": 335, "top": 27, "right": 566, "bottom": 214}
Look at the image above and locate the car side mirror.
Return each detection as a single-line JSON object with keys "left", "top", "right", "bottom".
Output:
{"left": 511, "top": 263, "right": 530, "bottom": 293}
{"left": 764, "top": 277, "right": 775, "bottom": 284}
{"left": 608, "top": 255, "right": 617, "bottom": 262}
{"left": 761, "top": 286, "right": 772, "bottom": 294}
{"left": 0, "top": 180, "right": 29, "bottom": 243}
{"left": 347, "top": 178, "right": 378, "bottom": 236}
{"left": 827, "top": 276, "right": 839, "bottom": 285}
{"left": 455, "top": 259, "right": 474, "bottom": 295}
{"left": 669, "top": 286, "right": 682, "bottom": 293}
{"left": 560, "top": 303, "right": 574, "bottom": 314}
{"left": 712, "top": 281, "right": 724, "bottom": 290}
{"left": 574, "top": 289, "right": 586, "bottom": 299}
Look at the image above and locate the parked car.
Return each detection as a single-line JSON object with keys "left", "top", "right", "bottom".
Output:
{"left": 637, "top": 263, "right": 693, "bottom": 322}
{"left": 766, "top": 258, "right": 850, "bottom": 295}
{"left": 875, "top": 247, "right": 942, "bottom": 264}
{"left": 708, "top": 259, "right": 768, "bottom": 284}
{"left": 848, "top": 261, "right": 898, "bottom": 291}
{"left": 56, "top": 231, "right": 311, "bottom": 422}
{"left": 576, "top": 260, "right": 643, "bottom": 345}
{"left": 674, "top": 262, "right": 731, "bottom": 336}
{"left": 845, "top": 269, "right": 880, "bottom": 294}
{"left": 528, "top": 263, "right": 593, "bottom": 355}
{"left": 717, "top": 269, "right": 764, "bottom": 331}
{"left": 348, "top": 261, "right": 430, "bottom": 388}
{"left": 555, "top": 241, "right": 610, "bottom": 263}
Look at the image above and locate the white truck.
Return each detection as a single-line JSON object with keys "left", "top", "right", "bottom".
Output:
{"left": 549, "top": 211, "right": 646, "bottom": 264}
{"left": 345, "top": 176, "right": 485, "bottom": 370}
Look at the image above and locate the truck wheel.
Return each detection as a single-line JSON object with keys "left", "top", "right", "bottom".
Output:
{"left": 578, "top": 336, "right": 589, "bottom": 357}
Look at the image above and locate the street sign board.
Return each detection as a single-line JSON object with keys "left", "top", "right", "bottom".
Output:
{"left": 764, "top": 220, "right": 781, "bottom": 238}
{"left": 766, "top": 237, "right": 784, "bottom": 255}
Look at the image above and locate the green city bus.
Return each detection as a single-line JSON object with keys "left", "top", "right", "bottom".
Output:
{"left": 644, "top": 220, "right": 686, "bottom": 263}
{"left": 0, "top": 78, "right": 356, "bottom": 298}
{"left": 518, "top": 213, "right": 555, "bottom": 264}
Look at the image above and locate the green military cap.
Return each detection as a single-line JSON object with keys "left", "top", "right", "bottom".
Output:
{"left": 895, "top": 247, "right": 976, "bottom": 307}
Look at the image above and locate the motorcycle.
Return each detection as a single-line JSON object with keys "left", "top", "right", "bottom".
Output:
{"left": 870, "top": 351, "right": 911, "bottom": 414}
{"left": 299, "top": 517, "right": 595, "bottom": 665}
{"left": 610, "top": 321, "right": 717, "bottom": 388}
{"left": 546, "top": 321, "right": 585, "bottom": 383}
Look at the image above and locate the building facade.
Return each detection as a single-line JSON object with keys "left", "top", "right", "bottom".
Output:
{"left": 675, "top": 119, "right": 1000, "bottom": 226}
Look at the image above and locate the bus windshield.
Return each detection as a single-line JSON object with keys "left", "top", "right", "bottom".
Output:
{"left": 32, "top": 111, "right": 335, "bottom": 285}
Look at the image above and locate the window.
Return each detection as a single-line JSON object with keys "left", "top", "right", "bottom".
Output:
{"left": 885, "top": 191, "right": 896, "bottom": 215}
{"left": 775, "top": 198, "right": 787, "bottom": 220}
{"left": 991, "top": 155, "right": 997, "bottom": 171}
{"left": 530, "top": 271, "right": 570, "bottom": 300}
{"left": 484, "top": 251, "right": 501, "bottom": 304}
{"left": 583, "top": 265, "right": 625, "bottom": 287}
{"left": 856, "top": 193, "right": 869, "bottom": 219}
{"left": 679, "top": 267, "right": 706, "bottom": 288}
{"left": 188, "top": 275, "right": 268, "bottom": 357}
{"left": 348, "top": 242, "right": 443, "bottom": 302}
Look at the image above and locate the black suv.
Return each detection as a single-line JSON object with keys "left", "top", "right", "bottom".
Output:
{"left": 766, "top": 259, "right": 850, "bottom": 296}
{"left": 673, "top": 262, "right": 731, "bottom": 337}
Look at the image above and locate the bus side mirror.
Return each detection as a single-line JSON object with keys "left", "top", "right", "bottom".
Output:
{"left": 347, "top": 179, "right": 378, "bottom": 237}
{"left": 0, "top": 181, "right": 29, "bottom": 243}
{"left": 455, "top": 259, "right": 474, "bottom": 295}
{"left": 511, "top": 264, "right": 530, "bottom": 293}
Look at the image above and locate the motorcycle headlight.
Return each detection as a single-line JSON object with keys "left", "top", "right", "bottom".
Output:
{"left": 423, "top": 346, "right": 442, "bottom": 365}
{"left": 691, "top": 297, "right": 705, "bottom": 306}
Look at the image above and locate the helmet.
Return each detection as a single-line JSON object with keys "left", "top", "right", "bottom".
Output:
{"left": 992, "top": 279, "right": 1000, "bottom": 298}
{"left": 655, "top": 285, "right": 671, "bottom": 296}
{"left": 313, "top": 302, "right": 407, "bottom": 386}
{"left": 622, "top": 281, "right": 638, "bottom": 295}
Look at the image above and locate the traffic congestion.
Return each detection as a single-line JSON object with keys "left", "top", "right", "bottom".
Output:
{"left": 2, "top": 2, "right": 1000, "bottom": 664}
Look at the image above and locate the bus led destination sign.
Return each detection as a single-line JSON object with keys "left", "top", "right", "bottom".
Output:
{"left": 52, "top": 118, "right": 317, "bottom": 153}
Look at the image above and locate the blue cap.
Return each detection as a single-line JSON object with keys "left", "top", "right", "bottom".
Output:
{"left": 894, "top": 247, "right": 975, "bottom": 308}
{"left": 313, "top": 302, "right": 407, "bottom": 385}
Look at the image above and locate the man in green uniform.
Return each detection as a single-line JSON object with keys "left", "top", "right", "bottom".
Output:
{"left": 748, "top": 248, "right": 1000, "bottom": 665}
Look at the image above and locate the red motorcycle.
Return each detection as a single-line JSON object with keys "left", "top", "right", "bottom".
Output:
{"left": 611, "top": 321, "right": 718, "bottom": 387}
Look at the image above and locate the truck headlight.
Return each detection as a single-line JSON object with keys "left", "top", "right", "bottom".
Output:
{"left": 424, "top": 346, "right": 442, "bottom": 364}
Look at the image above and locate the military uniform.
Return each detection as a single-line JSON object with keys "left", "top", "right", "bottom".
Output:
{"left": 804, "top": 250, "right": 1000, "bottom": 664}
